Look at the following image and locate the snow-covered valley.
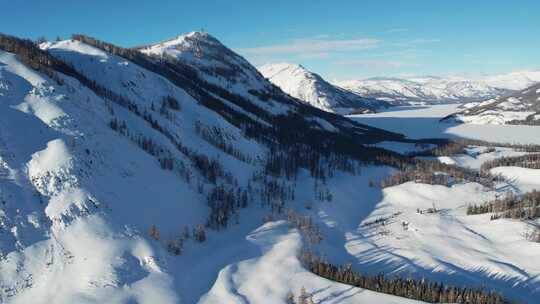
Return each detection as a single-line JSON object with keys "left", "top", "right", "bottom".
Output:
{"left": 1, "top": 30, "right": 540, "bottom": 304}
{"left": 351, "top": 104, "right": 540, "bottom": 144}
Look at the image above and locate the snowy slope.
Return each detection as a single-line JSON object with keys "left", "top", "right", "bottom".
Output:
{"left": 200, "top": 221, "right": 424, "bottom": 304}
{"left": 135, "top": 32, "right": 402, "bottom": 140}
{"left": 337, "top": 76, "right": 511, "bottom": 105}
{"left": 259, "top": 63, "right": 390, "bottom": 114}
{"left": 137, "top": 32, "right": 275, "bottom": 110}
{"left": 483, "top": 70, "right": 540, "bottom": 91}
{"left": 2, "top": 31, "right": 540, "bottom": 304}
{"left": 444, "top": 83, "right": 540, "bottom": 125}
{"left": 0, "top": 48, "right": 187, "bottom": 303}
{"left": 0, "top": 33, "right": 423, "bottom": 304}
{"left": 428, "top": 146, "right": 528, "bottom": 170}
{"left": 342, "top": 181, "right": 540, "bottom": 302}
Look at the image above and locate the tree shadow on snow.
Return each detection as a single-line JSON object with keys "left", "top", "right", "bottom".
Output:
{"left": 345, "top": 240, "right": 539, "bottom": 303}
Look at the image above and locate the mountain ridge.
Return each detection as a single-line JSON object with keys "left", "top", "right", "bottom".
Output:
{"left": 330, "top": 71, "right": 540, "bottom": 105}
{"left": 259, "top": 62, "right": 390, "bottom": 114}
{"left": 442, "top": 82, "right": 540, "bottom": 125}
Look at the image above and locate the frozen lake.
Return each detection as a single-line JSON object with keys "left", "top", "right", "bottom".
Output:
{"left": 350, "top": 104, "right": 540, "bottom": 145}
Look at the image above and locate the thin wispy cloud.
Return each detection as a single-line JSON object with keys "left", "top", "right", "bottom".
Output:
{"left": 393, "top": 38, "right": 441, "bottom": 47}
{"left": 336, "top": 59, "right": 416, "bottom": 69}
{"left": 297, "top": 52, "right": 330, "bottom": 60}
{"left": 237, "top": 35, "right": 441, "bottom": 79}
{"left": 238, "top": 37, "right": 381, "bottom": 57}
{"left": 385, "top": 28, "right": 409, "bottom": 33}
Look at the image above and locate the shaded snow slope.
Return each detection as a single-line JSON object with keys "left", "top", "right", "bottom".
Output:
{"left": 0, "top": 33, "right": 414, "bottom": 304}
{"left": 2, "top": 31, "right": 540, "bottom": 304}
{"left": 490, "top": 167, "right": 540, "bottom": 193}
{"left": 259, "top": 63, "right": 389, "bottom": 114}
{"left": 0, "top": 48, "right": 185, "bottom": 303}
{"left": 134, "top": 32, "right": 402, "bottom": 142}
{"left": 340, "top": 181, "right": 540, "bottom": 302}
{"left": 200, "top": 221, "right": 425, "bottom": 304}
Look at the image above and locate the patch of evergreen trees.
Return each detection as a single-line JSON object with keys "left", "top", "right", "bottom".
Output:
{"left": 194, "top": 120, "right": 253, "bottom": 164}
{"left": 301, "top": 253, "right": 507, "bottom": 304}
{"left": 467, "top": 190, "right": 540, "bottom": 221}
{"left": 0, "top": 33, "right": 74, "bottom": 85}
{"left": 480, "top": 154, "right": 540, "bottom": 173}
{"left": 379, "top": 158, "right": 494, "bottom": 189}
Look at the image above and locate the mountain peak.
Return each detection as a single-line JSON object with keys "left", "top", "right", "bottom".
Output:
{"left": 259, "top": 63, "right": 309, "bottom": 77}
{"left": 177, "top": 31, "right": 220, "bottom": 44}
{"left": 138, "top": 31, "right": 222, "bottom": 53}
{"left": 259, "top": 62, "right": 389, "bottom": 114}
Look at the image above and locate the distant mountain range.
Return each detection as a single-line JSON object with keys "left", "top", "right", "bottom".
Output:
{"left": 259, "top": 62, "right": 540, "bottom": 113}
{"left": 443, "top": 82, "right": 540, "bottom": 125}
{"left": 335, "top": 72, "right": 540, "bottom": 105}
{"left": 259, "top": 63, "right": 390, "bottom": 114}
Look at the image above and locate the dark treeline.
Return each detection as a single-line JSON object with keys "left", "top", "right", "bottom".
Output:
{"left": 102, "top": 83, "right": 232, "bottom": 185}
{"left": 508, "top": 116, "right": 540, "bottom": 126}
{"left": 206, "top": 184, "right": 248, "bottom": 230}
{"left": 110, "top": 116, "right": 254, "bottom": 231}
{"left": 69, "top": 34, "right": 407, "bottom": 165}
{"left": 286, "top": 210, "right": 322, "bottom": 249}
{"left": 250, "top": 171, "right": 295, "bottom": 208}
{"left": 194, "top": 120, "right": 253, "bottom": 164}
{"left": 109, "top": 113, "right": 233, "bottom": 186}
{"left": 264, "top": 144, "right": 360, "bottom": 182}
{"left": 458, "top": 139, "right": 540, "bottom": 153}
{"left": 150, "top": 223, "right": 207, "bottom": 256}
{"left": 110, "top": 114, "right": 253, "bottom": 231}
{"left": 66, "top": 34, "right": 419, "bottom": 189}
{"left": 412, "top": 139, "right": 540, "bottom": 158}
{"left": 3, "top": 33, "right": 483, "bottom": 240}
{"left": 467, "top": 190, "right": 540, "bottom": 221}
{"left": 109, "top": 117, "right": 192, "bottom": 181}
{"left": 0, "top": 33, "right": 81, "bottom": 85}
{"left": 286, "top": 203, "right": 508, "bottom": 304}
{"left": 411, "top": 141, "right": 467, "bottom": 157}
{"left": 441, "top": 139, "right": 540, "bottom": 153}
{"left": 301, "top": 254, "right": 507, "bottom": 304}
{"left": 379, "top": 157, "right": 495, "bottom": 189}
{"left": 154, "top": 95, "right": 181, "bottom": 122}
{"left": 480, "top": 154, "right": 540, "bottom": 173}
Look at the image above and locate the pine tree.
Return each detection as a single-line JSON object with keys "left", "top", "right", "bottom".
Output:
{"left": 298, "top": 287, "right": 308, "bottom": 304}
{"left": 193, "top": 224, "right": 206, "bottom": 242}
{"left": 149, "top": 224, "right": 160, "bottom": 241}
{"left": 286, "top": 291, "right": 295, "bottom": 304}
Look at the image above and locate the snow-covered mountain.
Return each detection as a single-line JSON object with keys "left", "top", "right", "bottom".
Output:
{"left": 1, "top": 30, "right": 539, "bottom": 304}
{"left": 258, "top": 63, "right": 390, "bottom": 114}
{"left": 483, "top": 70, "right": 540, "bottom": 91}
{"left": 137, "top": 31, "right": 271, "bottom": 97}
{"left": 0, "top": 32, "right": 422, "bottom": 304}
{"left": 443, "top": 82, "right": 540, "bottom": 125}
{"left": 336, "top": 76, "right": 513, "bottom": 105}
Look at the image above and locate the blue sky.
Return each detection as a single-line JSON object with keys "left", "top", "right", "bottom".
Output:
{"left": 2, "top": 0, "right": 539, "bottom": 80}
